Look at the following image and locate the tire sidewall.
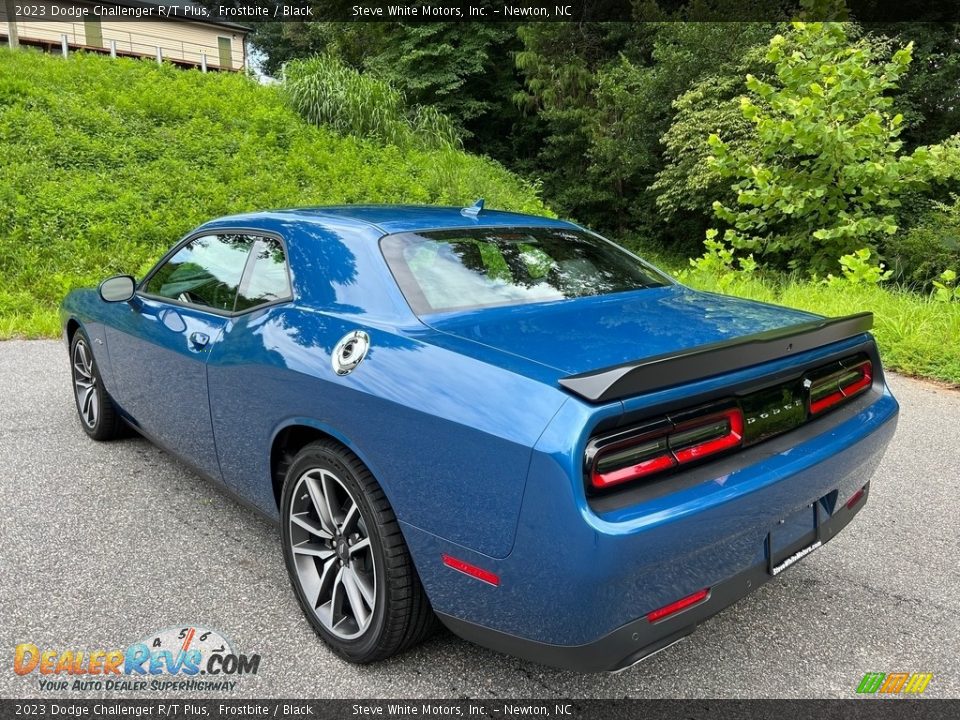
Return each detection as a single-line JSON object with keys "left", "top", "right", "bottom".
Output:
{"left": 280, "top": 444, "right": 389, "bottom": 662}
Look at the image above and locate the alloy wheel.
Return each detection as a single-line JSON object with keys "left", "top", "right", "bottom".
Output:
{"left": 288, "top": 467, "right": 377, "bottom": 640}
{"left": 72, "top": 339, "right": 99, "bottom": 429}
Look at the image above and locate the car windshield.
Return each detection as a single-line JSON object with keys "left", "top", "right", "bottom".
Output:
{"left": 381, "top": 227, "right": 670, "bottom": 315}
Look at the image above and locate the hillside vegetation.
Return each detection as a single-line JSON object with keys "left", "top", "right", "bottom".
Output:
{"left": 0, "top": 49, "right": 547, "bottom": 337}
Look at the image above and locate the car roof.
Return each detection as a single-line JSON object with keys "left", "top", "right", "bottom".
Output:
{"left": 205, "top": 205, "right": 579, "bottom": 235}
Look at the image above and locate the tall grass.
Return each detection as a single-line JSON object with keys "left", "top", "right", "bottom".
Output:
{"left": 283, "top": 55, "right": 460, "bottom": 150}
{"left": 0, "top": 49, "right": 547, "bottom": 338}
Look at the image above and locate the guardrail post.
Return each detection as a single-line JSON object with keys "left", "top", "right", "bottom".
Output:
{"left": 61, "top": 34, "right": 69, "bottom": 58}
{"left": 4, "top": 0, "right": 18, "bottom": 49}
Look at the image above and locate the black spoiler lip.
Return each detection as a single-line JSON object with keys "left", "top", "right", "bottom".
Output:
{"left": 558, "top": 312, "right": 874, "bottom": 403}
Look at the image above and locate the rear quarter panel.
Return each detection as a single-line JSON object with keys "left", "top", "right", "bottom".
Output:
{"left": 206, "top": 305, "right": 569, "bottom": 558}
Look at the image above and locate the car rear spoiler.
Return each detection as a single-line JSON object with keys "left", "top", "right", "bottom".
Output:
{"left": 558, "top": 312, "right": 874, "bottom": 403}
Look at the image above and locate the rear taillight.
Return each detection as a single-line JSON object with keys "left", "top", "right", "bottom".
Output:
{"left": 808, "top": 359, "right": 873, "bottom": 415}
{"left": 670, "top": 408, "right": 743, "bottom": 464}
{"left": 586, "top": 353, "right": 875, "bottom": 493}
{"left": 589, "top": 407, "right": 743, "bottom": 490}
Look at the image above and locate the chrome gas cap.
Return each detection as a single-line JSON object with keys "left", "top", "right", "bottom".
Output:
{"left": 332, "top": 330, "right": 370, "bottom": 375}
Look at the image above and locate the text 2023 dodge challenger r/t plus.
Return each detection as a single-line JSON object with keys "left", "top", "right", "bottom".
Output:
{"left": 61, "top": 204, "right": 898, "bottom": 672}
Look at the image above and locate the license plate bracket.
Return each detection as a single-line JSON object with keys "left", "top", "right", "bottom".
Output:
{"left": 767, "top": 501, "right": 823, "bottom": 576}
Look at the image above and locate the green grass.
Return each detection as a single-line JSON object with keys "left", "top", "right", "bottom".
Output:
{"left": 636, "top": 245, "right": 960, "bottom": 386}
{"left": 0, "top": 49, "right": 548, "bottom": 337}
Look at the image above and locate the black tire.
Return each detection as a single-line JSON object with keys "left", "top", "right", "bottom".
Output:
{"left": 70, "top": 329, "right": 123, "bottom": 441}
{"left": 280, "top": 439, "right": 436, "bottom": 663}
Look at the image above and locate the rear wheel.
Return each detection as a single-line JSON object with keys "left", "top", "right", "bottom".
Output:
{"left": 70, "top": 330, "right": 123, "bottom": 441}
{"left": 280, "top": 440, "right": 436, "bottom": 662}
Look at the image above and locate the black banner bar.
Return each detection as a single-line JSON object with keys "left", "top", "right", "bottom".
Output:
{"left": 1, "top": 700, "right": 959, "bottom": 720}
{"left": 8, "top": 0, "right": 960, "bottom": 24}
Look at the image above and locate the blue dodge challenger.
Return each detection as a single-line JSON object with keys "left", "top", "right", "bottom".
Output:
{"left": 61, "top": 204, "right": 899, "bottom": 672}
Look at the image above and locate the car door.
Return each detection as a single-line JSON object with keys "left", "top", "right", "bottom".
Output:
{"left": 204, "top": 235, "right": 295, "bottom": 507}
{"left": 104, "top": 232, "right": 258, "bottom": 481}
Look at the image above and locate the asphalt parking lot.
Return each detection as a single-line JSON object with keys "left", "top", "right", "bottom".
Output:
{"left": 0, "top": 339, "right": 957, "bottom": 699}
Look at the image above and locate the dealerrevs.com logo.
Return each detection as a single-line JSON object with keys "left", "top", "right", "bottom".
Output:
{"left": 13, "top": 626, "right": 261, "bottom": 692}
{"left": 856, "top": 672, "right": 934, "bottom": 695}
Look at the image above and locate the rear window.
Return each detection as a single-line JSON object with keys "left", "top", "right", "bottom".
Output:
{"left": 380, "top": 227, "right": 670, "bottom": 315}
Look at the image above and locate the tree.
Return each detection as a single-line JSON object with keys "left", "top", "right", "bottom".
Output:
{"left": 514, "top": 21, "right": 772, "bottom": 237}
{"left": 361, "top": 24, "right": 521, "bottom": 143}
{"left": 649, "top": 28, "right": 774, "bottom": 251}
{"left": 252, "top": 20, "right": 527, "bottom": 161}
{"left": 708, "top": 22, "right": 960, "bottom": 273}
{"left": 867, "top": 23, "right": 960, "bottom": 150}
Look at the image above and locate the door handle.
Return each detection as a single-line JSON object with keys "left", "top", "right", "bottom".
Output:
{"left": 189, "top": 332, "right": 210, "bottom": 349}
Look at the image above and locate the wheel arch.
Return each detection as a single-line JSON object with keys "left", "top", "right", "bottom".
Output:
{"left": 65, "top": 317, "right": 81, "bottom": 345}
{"left": 268, "top": 418, "right": 388, "bottom": 512}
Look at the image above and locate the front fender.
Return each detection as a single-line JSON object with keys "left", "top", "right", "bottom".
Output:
{"left": 61, "top": 289, "right": 117, "bottom": 396}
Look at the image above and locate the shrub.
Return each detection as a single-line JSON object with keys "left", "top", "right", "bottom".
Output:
{"left": 886, "top": 198, "right": 960, "bottom": 288}
{"left": 823, "top": 248, "right": 893, "bottom": 287}
{"left": 0, "top": 49, "right": 546, "bottom": 337}
{"left": 708, "top": 22, "right": 960, "bottom": 274}
{"left": 932, "top": 270, "right": 959, "bottom": 302}
{"left": 283, "top": 54, "right": 460, "bottom": 150}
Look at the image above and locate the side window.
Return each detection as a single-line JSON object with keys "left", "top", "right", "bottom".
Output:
{"left": 235, "top": 237, "right": 292, "bottom": 312}
{"left": 144, "top": 234, "right": 254, "bottom": 311}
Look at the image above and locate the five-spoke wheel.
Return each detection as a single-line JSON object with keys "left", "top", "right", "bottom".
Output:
{"left": 69, "top": 330, "right": 122, "bottom": 441}
{"left": 288, "top": 468, "right": 377, "bottom": 639}
{"left": 72, "top": 338, "right": 99, "bottom": 430}
{"left": 280, "top": 440, "right": 437, "bottom": 662}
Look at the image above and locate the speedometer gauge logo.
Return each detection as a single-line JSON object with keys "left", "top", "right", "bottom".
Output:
{"left": 139, "top": 625, "right": 233, "bottom": 660}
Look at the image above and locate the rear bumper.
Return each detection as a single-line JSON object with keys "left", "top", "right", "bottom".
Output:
{"left": 406, "top": 379, "right": 898, "bottom": 672}
{"left": 437, "top": 482, "right": 869, "bottom": 673}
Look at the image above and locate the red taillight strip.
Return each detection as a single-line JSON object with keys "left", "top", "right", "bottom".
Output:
{"left": 591, "top": 453, "right": 676, "bottom": 489}
{"left": 809, "top": 360, "right": 873, "bottom": 415}
{"left": 671, "top": 408, "right": 743, "bottom": 464}
{"left": 590, "top": 408, "right": 743, "bottom": 489}
{"left": 441, "top": 554, "right": 500, "bottom": 587}
{"left": 647, "top": 588, "right": 710, "bottom": 623}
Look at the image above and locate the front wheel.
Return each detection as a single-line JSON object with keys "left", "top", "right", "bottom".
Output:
{"left": 70, "top": 330, "right": 123, "bottom": 441}
{"left": 280, "top": 440, "right": 436, "bottom": 663}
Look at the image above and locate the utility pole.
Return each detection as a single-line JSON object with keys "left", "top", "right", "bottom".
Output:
{"left": 4, "top": 0, "right": 20, "bottom": 50}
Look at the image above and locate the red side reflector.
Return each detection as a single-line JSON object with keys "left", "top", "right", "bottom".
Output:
{"left": 441, "top": 554, "right": 500, "bottom": 587}
{"left": 845, "top": 485, "right": 867, "bottom": 509}
{"left": 647, "top": 588, "right": 710, "bottom": 623}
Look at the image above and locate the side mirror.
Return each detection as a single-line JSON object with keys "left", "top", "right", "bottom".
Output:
{"left": 99, "top": 275, "right": 136, "bottom": 303}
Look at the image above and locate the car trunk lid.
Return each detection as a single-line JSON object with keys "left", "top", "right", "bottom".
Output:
{"left": 422, "top": 286, "right": 820, "bottom": 377}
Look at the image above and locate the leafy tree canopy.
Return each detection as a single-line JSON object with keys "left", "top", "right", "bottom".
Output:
{"left": 707, "top": 22, "right": 960, "bottom": 273}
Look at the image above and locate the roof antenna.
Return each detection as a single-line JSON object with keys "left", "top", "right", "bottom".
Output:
{"left": 461, "top": 198, "right": 484, "bottom": 218}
